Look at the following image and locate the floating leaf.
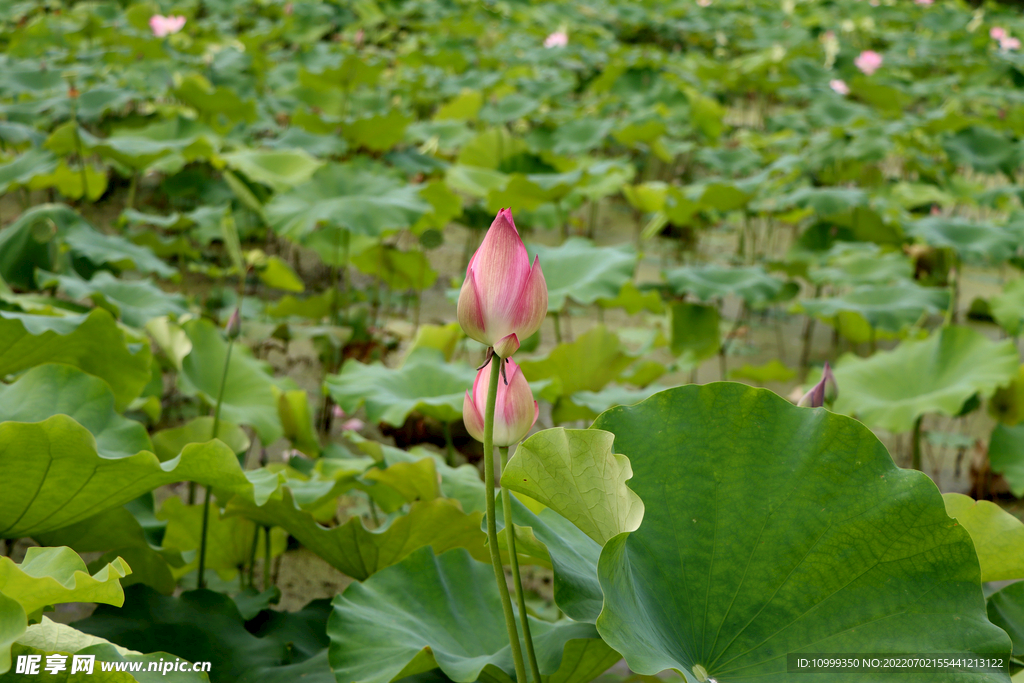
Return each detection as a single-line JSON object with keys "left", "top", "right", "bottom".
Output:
{"left": 527, "top": 239, "right": 637, "bottom": 311}
{"left": 37, "top": 271, "right": 188, "bottom": 328}
{"left": 663, "top": 264, "right": 795, "bottom": 305}
{"left": 833, "top": 326, "right": 1018, "bottom": 433}
{"left": 221, "top": 148, "right": 324, "bottom": 193}
{"left": 797, "top": 283, "right": 949, "bottom": 342}
{"left": 592, "top": 384, "right": 1011, "bottom": 680}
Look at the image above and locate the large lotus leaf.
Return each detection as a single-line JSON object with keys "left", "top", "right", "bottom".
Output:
{"left": 943, "top": 127, "right": 1021, "bottom": 176}
{"left": 0, "top": 364, "right": 151, "bottom": 458}
{"left": 152, "top": 417, "right": 250, "bottom": 462}
{"left": 943, "top": 493, "right": 1024, "bottom": 583}
{"left": 663, "top": 264, "right": 794, "bottom": 305}
{"left": 27, "top": 160, "right": 109, "bottom": 202}
{"left": 569, "top": 384, "right": 667, "bottom": 420}
{"left": 157, "top": 497, "right": 286, "bottom": 582}
{"left": 797, "top": 283, "right": 949, "bottom": 337}
{"left": 485, "top": 171, "right": 582, "bottom": 212}
{"left": 990, "top": 278, "right": 1024, "bottom": 337}
{"left": 325, "top": 348, "right": 476, "bottom": 426}
{"left": 833, "top": 326, "right": 1018, "bottom": 433}
{"left": 777, "top": 186, "right": 869, "bottom": 216}
{"left": 3, "top": 641, "right": 210, "bottom": 682}
{"left": 669, "top": 302, "right": 720, "bottom": 362}
{"left": 592, "top": 384, "right": 1011, "bottom": 682}
{"left": 228, "top": 487, "right": 487, "bottom": 581}
{"left": 0, "top": 309, "right": 152, "bottom": 412}
{"left": 351, "top": 245, "right": 437, "bottom": 291}
{"left": 220, "top": 148, "right": 324, "bottom": 193}
{"left": 0, "top": 415, "right": 277, "bottom": 537}
{"left": 526, "top": 239, "right": 637, "bottom": 311}
{"left": 0, "top": 149, "right": 57, "bottom": 194}
{"left": 178, "top": 318, "right": 283, "bottom": 444}
{"left": 37, "top": 271, "right": 188, "bottom": 328}
{"left": 0, "top": 547, "right": 130, "bottom": 674}
{"left": 266, "top": 163, "right": 429, "bottom": 239}
{"left": 72, "top": 118, "right": 220, "bottom": 171}
{"left": 988, "top": 583, "right": 1024, "bottom": 658}
{"left": 502, "top": 428, "right": 643, "bottom": 545}
{"left": 905, "top": 217, "right": 1019, "bottom": 264}
{"left": 327, "top": 547, "right": 618, "bottom": 683}
{"left": 74, "top": 585, "right": 330, "bottom": 683}
{"left": 988, "top": 423, "right": 1024, "bottom": 497}
{"left": 519, "top": 326, "right": 635, "bottom": 398}
{"left": 807, "top": 243, "right": 913, "bottom": 286}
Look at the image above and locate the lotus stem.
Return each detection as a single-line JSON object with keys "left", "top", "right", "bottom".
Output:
{"left": 263, "top": 525, "right": 271, "bottom": 591}
{"left": 248, "top": 523, "right": 259, "bottom": 588}
{"left": 500, "top": 446, "right": 542, "bottom": 683}
{"left": 443, "top": 421, "right": 455, "bottom": 466}
{"left": 912, "top": 415, "right": 924, "bottom": 471}
{"left": 197, "top": 336, "right": 234, "bottom": 589}
{"left": 482, "top": 358, "right": 528, "bottom": 683}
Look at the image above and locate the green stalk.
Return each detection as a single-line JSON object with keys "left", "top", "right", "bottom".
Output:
{"left": 247, "top": 523, "right": 259, "bottom": 588}
{"left": 263, "top": 525, "right": 271, "bottom": 590}
{"left": 197, "top": 338, "right": 234, "bottom": 589}
{"left": 482, "top": 358, "right": 528, "bottom": 683}
{"left": 911, "top": 415, "right": 924, "bottom": 471}
{"left": 499, "top": 446, "right": 542, "bottom": 683}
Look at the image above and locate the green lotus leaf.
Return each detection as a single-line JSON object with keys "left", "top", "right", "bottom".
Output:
{"left": 519, "top": 326, "right": 635, "bottom": 398}
{"left": 550, "top": 118, "right": 613, "bottom": 155}
{"left": 256, "top": 256, "right": 304, "bottom": 293}
{"left": 157, "top": 497, "right": 286, "bottom": 582}
{"left": 152, "top": 417, "right": 250, "bottom": 462}
{"left": 526, "top": 239, "right": 637, "bottom": 311}
{"left": 3, "top": 640, "right": 213, "bottom": 683}
{"left": 663, "top": 264, "right": 794, "bottom": 305}
{"left": 728, "top": 359, "right": 796, "bottom": 384}
{"left": 502, "top": 428, "right": 643, "bottom": 545}
{"left": 596, "top": 281, "right": 664, "bottom": 315}
{"left": 0, "top": 547, "right": 130, "bottom": 674}
{"left": 485, "top": 171, "right": 582, "bottom": 213}
{"left": 220, "top": 148, "right": 324, "bottom": 193}
{"left": 266, "top": 127, "right": 348, "bottom": 158}
{"left": 943, "top": 126, "right": 1021, "bottom": 176}
{"left": 0, "top": 415, "right": 277, "bottom": 537}
{"left": 990, "top": 278, "right": 1024, "bottom": 336}
{"left": 74, "top": 585, "right": 331, "bottom": 683}
{"left": 26, "top": 160, "right": 108, "bottom": 201}
{"left": 988, "top": 422, "right": 1024, "bottom": 497}
{"left": 0, "top": 309, "right": 152, "bottom": 412}
{"left": 327, "top": 547, "right": 618, "bottom": 683}
{"left": 434, "top": 89, "right": 484, "bottom": 121}
{"left": 15, "top": 617, "right": 133, "bottom": 658}
{"left": 797, "top": 283, "right": 949, "bottom": 340}
{"left": 457, "top": 128, "right": 528, "bottom": 170}
{"left": 0, "top": 364, "right": 151, "bottom": 458}
{"left": 70, "top": 118, "right": 220, "bottom": 171}
{"left": 943, "top": 493, "right": 1024, "bottom": 583}
{"left": 777, "top": 186, "right": 869, "bottom": 216}
{"left": 0, "top": 149, "right": 57, "bottom": 194}
{"left": 361, "top": 457, "right": 440, "bottom": 509}
{"left": 988, "top": 583, "right": 1024, "bottom": 659}
{"left": 479, "top": 93, "right": 539, "bottom": 124}
{"left": 266, "top": 163, "right": 429, "bottom": 240}
{"left": 593, "top": 384, "right": 1011, "bottom": 682}
{"left": 569, "top": 384, "right": 667, "bottom": 419}
{"left": 807, "top": 243, "right": 913, "bottom": 286}
{"left": 229, "top": 489, "right": 488, "bottom": 581}
{"left": 178, "top": 318, "right": 284, "bottom": 444}
{"left": 444, "top": 164, "right": 508, "bottom": 198}
{"left": 325, "top": 348, "right": 476, "bottom": 426}
{"left": 351, "top": 245, "right": 437, "bottom": 291}
{"left": 905, "top": 217, "right": 1018, "bottom": 264}
{"left": 37, "top": 271, "right": 188, "bottom": 328}
{"left": 669, "top": 302, "right": 720, "bottom": 362}
{"left": 833, "top": 326, "right": 1018, "bottom": 433}
{"left": 341, "top": 110, "right": 412, "bottom": 152}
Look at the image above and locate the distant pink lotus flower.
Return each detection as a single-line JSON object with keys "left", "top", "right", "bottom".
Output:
{"left": 854, "top": 50, "right": 883, "bottom": 75}
{"left": 915, "top": 0, "right": 933, "bottom": 5}
{"left": 696, "top": 0, "right": 712, "bottom": 6}
{"left": 1003, "top": 37, "right": 1022, "bottom": 51}
{"left": 150, "top": 14, "right": 186, "bottom": 37}
{"left": 829, "top": 79, "right": 850, "bottom": 95}
{"left": 991, "top": 27, "right": 1008, "bottom": 41}
{"left": 544, "top": 31, "right": 568, "bottom": 48}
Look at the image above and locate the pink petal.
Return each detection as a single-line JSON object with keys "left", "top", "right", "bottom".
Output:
{"left": 463, "top": 390, "right": 485, "bottom": 443}
{"left": 492, "top": 360, "right": 537, "bottom": 447}
{"left": 493, "top": 333, "right": 520, "bottom": 359}
{"left": 457, "top": 268, "right": 488, "bottom": 344}
{"left": 510, "top": 256, "right": 548, "bottom": 342}
{"left": 470, "top": 210, "right": 533, "bottom": 342}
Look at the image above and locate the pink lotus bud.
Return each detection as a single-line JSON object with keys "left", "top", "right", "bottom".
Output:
{"left": 1002, "top": 36, "right": 1021, "bottom": 51}
{"left": 829, "top": 79, "right": 850, "bottom": 95}
{"left": 457, "top": 209, "right": 547, "bottom": 359}
{"left": 225, "top": 307, "right": 241, "bottom": 340}
{"left": 854, "top": 50, "right": 883, "bottom": 75}
{"left": 798, "top": 362, "right": 838, "bottom": 408}
{"left": 150, "top": 14, "right": 186, "bottom": 38}
{"left": 341, "top": 418, "right": 365, "bottom": 432}
{"left": 915, "top": 0, "right": 933, "bottom": 5}
{"left": 991, "top": 27, "right": 1008, "bottom": 41}
{"left": 544, "top": 31, "right": 568, "bottom": 48}
{"left": 463, "top": 358, "right": 539, "bottom": 447}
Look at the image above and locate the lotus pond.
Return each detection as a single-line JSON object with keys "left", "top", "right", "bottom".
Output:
{"left": 7, "top": 0, "right": 1024, "bottom": 681}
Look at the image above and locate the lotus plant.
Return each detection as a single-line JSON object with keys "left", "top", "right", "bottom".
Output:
{"left": 459, "top": 209, "right": 546, "bottom": 683}
{"left": 149, "top": 14, "right": 186, "bottom": 37}
{"left": 457, "top": 208, "right": 547, "bottom": 360}
{"left": 798, "top": 362, "right": 838, "bottom": 408}
{"left": 855, "top": 50, "right": 883, "bottom": 75}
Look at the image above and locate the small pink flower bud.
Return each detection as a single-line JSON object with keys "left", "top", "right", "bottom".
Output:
{"left": 798, "top": 362, "right": 838, "bottom": 408}
{"left": 225, "top": 307, "right": 241, "bottom": 340}
{"left": 463, "top": 358, "right": 539, "bottom": 447}
{"left": 854, "top": 50, "right": 883, "bottom": 75}
{"left": 457, "top": 209, "right": 547, "bottom": 358}
{"left": 544, "top": 31, "right": 568, "bottom": 48}
{"left": 829, "top": 79, "right": 850, "bottom": 95}
{"left": 991, "top": 27, "right": 1008, "bottom": 41}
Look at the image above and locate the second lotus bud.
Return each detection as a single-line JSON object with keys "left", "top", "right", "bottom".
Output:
{"left": 798, "top": 362, "right": 838, "bottom": 408}
{"left": 463, "top": 358, "right": 539, "bottom": 447}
